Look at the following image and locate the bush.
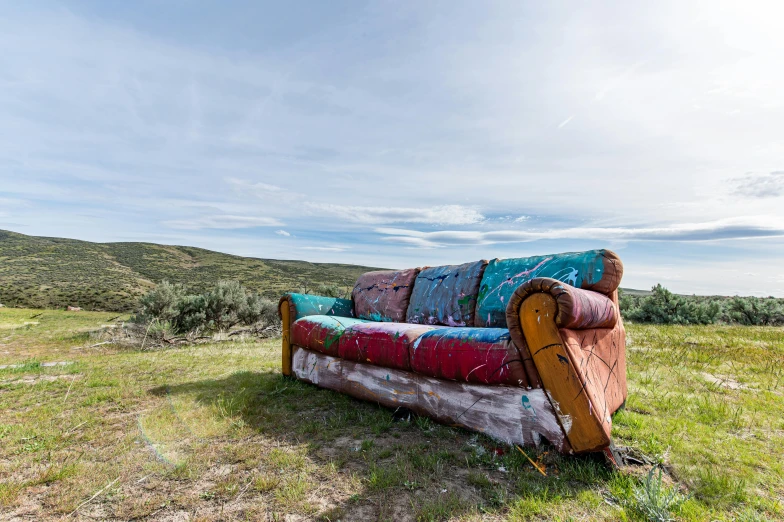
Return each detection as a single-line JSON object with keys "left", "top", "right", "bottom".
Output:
{"left": 620, "top": 285, "right": 784, "bottom": 326}
{"left": 135, "top": 280, "right": 281, "bottom": 334}
{"left": 239, "top": 294, "right": 278, "bottom": 327}
{"left": 723, "top": 297, "right": 784, "bottom": 326}
{"left": 315, "top": 283, "right": 351, "bottom": 299}
{"left": 205, "top": 280, "right": 249, "bottom": 330}
{"left": 134, "top": 281, "right": 185, "bottom": 324}
{"left": 173, "top": 294, "right": 207, "bottom": 333}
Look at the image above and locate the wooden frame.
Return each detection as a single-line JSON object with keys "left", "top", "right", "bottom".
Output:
{"left": 280, "top": 301, "right": 292, "bottom": 376}
{"left": 519, "top": 293, "right": 609, "bottom": 452}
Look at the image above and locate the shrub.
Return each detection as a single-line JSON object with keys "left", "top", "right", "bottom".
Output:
{"left": 172, "top": 294, "right": 207, "bottom": 333}
{"left": 239, "top": 294, "right": 278, "bottom": 328}
{"left": 315, "top": 283, "right": 351, "bottom": 299}
{"left": 205, "top": 280, "right": 248, "bottom": 330}
{"left": 134, "top": 281, "right": 185, "bottom": 324}
{"left": 135, "top": 280, "right": 281, "bottom": 335}
{"left": 620, "top": 285, "right": 784, "bottom": 326}
{"left": 723, "top": 297, "right": 784, "bottom": 326}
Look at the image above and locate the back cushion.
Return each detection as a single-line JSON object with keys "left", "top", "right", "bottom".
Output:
{"left": 475, "top": 249, "right": 623, "bottom": 327}
{"left": 406, "top": 260, "right": 488, "bottom": 326}
{"left": 352, "top": 268, "right": 420, "bottom": 322}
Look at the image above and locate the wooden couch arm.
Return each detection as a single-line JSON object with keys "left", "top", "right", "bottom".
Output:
{"left": 505, "top": 278, "right": 624, "bottom": 453}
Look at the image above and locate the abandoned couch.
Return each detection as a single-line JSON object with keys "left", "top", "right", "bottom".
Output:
{"left": 279, "top": 249, "right": 626, "bottom": 454}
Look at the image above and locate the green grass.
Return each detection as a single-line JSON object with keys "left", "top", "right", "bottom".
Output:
{"left": 0, "top": 229, "right": 378, "bottom": 311}
{"left": 0, "top": 308, "right": 782, "bottom": 520}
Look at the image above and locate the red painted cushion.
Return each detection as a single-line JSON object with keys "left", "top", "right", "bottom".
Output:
{"left": 338, "top": 322, "right": 436, "bottom": 371}
{"left": 291, "top": 315, "right": 370, "bottom": 356}
{"left": 409, "top": 328, "right": 529, "bottom": 386}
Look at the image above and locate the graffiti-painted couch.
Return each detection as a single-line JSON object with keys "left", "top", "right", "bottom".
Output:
{"left": 279, "top": 250, "right": 626, "bottom": 454}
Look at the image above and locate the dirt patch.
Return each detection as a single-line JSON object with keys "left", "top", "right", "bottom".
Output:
{"left": 0, "top": 361, "right": 73, "bottom": 370}
{"left": 1, "top": 374, "right": 79, "bottom": 386}
{"left": 701, "top": 372, "right": 749, "bottom": 390}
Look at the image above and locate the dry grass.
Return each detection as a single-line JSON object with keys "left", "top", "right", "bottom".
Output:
{"left": 0, "top": 308, "right": 782, "bottom": 521}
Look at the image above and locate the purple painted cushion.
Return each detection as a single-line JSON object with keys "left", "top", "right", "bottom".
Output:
{"left": 352, "top": 268, "right": 420, "bottom": 322}
{"left": 406, "top": 260, "right": 488, "bottom": 326}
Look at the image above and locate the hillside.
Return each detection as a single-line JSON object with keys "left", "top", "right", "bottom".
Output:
{"left": 0, "top": 230, "right": 378, "bottom": 312}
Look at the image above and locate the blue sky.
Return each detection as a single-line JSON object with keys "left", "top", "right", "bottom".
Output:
{"left": 1, "top": 1, "right": 784, "bottom": 296}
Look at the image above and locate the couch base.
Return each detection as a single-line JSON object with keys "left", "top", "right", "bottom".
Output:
{"left": 291, "top": 346, "right": 571, "bottom": 453}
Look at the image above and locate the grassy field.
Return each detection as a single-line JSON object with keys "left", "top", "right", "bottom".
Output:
{"left": 0, "top": 230, "right": 377, "bottom": 311}
{"left": 0, "top": 308, "right": 782, "bottom": 521}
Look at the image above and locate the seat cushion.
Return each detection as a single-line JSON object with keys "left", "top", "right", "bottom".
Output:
{"left": 352, "top": 268, "right": 420, "bottom": 322}
{"left": 291, "top": 315, "right": 369, "bottom": 356}
{"left": 409, "top": 328, "right": 528, "bottom": 386}
{"left": 406, "top": 260, "right": 488, "bottom": 327}
{"left": 338, "top": 322, "right": 436, "bottom": 371}
{"left": 476, "top": 249, "right": 624, "bottom": 327}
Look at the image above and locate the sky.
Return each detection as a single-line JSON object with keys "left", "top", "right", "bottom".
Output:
{"left": 1, "top": 1, "right": 784, "bottom": 296}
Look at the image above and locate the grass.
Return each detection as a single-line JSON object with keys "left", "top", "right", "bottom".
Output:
{"left": 0, "top": 229, "right": 377, "bottom": 311}
{"left": 0, "top": 307, "right": 782, "bottom": 520}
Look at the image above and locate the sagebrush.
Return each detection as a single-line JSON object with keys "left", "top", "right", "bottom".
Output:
{"left": 134, "top": 280, "right": 279, "bottom": 334}
{"left": 620, "top": 285, "right": 784, "bottom": 326}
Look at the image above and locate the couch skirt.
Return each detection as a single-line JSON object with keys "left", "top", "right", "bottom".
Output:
{"left": 290, "top": 346, "right": 570, "bottom": 452}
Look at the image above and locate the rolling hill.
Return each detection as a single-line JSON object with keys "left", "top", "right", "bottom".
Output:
{"left": 0, "top": 229, "right": 378, "bottom": 312}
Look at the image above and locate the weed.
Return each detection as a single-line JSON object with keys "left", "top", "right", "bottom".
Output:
{"left": 254, "top": 474, "right": 280, "bottom": 492}
{"left": 415, "top": 415, "right": 433, "bottom": 432}
{"left": 266, "top": 447, "right": 307, "bottom": 471}
{"left": 415, "top": 491, "right": 470, "bottom": 521}
{"left": 629, "top": 466, "right": 686, "bottom": 522}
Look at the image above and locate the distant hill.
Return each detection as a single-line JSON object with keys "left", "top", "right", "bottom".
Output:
{"left": 0, "top": 230, "right": 378, "bottom": 312}
{"left": 618, "top": 287, "right": 653, "bottom": 297}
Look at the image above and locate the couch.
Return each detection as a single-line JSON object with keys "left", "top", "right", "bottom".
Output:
{"left": 279, "top": 249, "right": 626, "bottom": 454}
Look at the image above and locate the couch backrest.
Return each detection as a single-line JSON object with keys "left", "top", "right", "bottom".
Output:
{"left": 351, "top": 249, "right": 623, "bottom": 328}
{"left": 474, "top": 249, "right": 623, "bottom": 327}
{"left": 352, "top": 268, "right": 420, "bottom": 322}
{"left": 405, "top": 260, "right": 488, "bottom": 326}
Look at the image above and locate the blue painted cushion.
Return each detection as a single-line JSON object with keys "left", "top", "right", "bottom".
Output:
{"left": 475, "top": 249, "right": 623, "bottom": 327}
{"left": 406, "top": 260, "right": 487, "bottom": 326}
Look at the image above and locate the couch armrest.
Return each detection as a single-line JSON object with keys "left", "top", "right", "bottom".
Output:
{"left": 279, "top": 292, "right": 355, "bottom": 322}
{"left": 504, "top": 279, "right": 622, "bottom": 453}
{"left": 279, "top": 293, "right": 355, "bottom": 376}
{"left": 505, "top": 277, "right": 617, "bottom": 330}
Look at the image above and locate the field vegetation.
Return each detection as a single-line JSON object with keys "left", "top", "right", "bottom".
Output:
{"left": 1, "top": 308, "right": 781, "bottom": 520}
{"left": 620, "top": 286, "right": 784, "bottom": 326}
{"left": 0, "top": 230, "right": 374, "bottom": 311}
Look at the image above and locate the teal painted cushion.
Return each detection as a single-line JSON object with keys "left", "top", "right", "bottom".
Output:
{"left": 283, "top": 292, "right": 355, "bottom": 321}
{"left": 475, "top": 249, "right": 623, "bottom": 327}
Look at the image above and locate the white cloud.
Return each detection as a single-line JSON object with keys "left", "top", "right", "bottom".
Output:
{"left": 227, "top": 178, "right": 296, "bottom": 199}
{"left": 275, "top": 229, "right": 291, "bottom": 236}
{"left": 300, "top": 245, "right": 348, "bottom": 252}
{"left": 2, "top": 2, "right": 784, "bottom": 294}
{"left": 731, "top": 171, "right": 784, "bottom": 199}
{"left": 164, "top": 215, "right": 283, "bottom": 230}
{"left": 308, "top": 203, "right": 485, "bottom": 225}
{"left": 377, "top": 216, "right": 784, "bottom": 247}
{"left": 557, "top": 115, "right": 574, "bottom": 129}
